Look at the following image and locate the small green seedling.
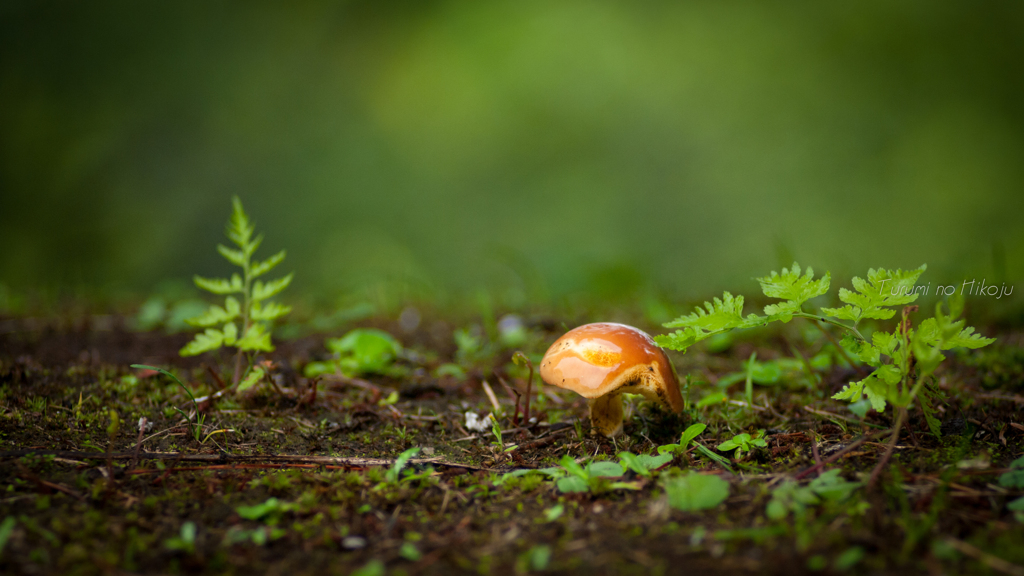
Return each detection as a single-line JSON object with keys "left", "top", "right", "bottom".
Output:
{"left": 618, "top": 451, "right": 673, "bottom": 477}
{"left": 0, "top": 516, "right": 16, "bottom": 558}
{"left": 304, "top": 328, "right": 403, "bottom": 378}
{"left": 999, "top": 456, "right": 1024, "bottom": 522}
{"left": 490, "top": 415, "right": 518, "bottom": 455}
{"left": 399, "top": 542, "right": 422, "bottom": 561}
{"left": 496, "top": 455, "right": 638, "bottom": 493}
{"left": 385, "top": 447, "right": 421, "bottom": 483}
{"left": 132, "top": 364, "right": 206, "bottom": 442}
{"left": 553, "top": 455, "right": 636, "bottom": 493}
{"left": 766, "top": 470, "right": 862, "bottom": 550}
{"left": 179, "top": 197, "right": 293, "bottom": 389}
{"left": 717, "top": 430, "right": 768, "bottom": 459}
{"left": 657, "top": 423, "right": 707, "bottom": 456}
{"left": 236, "top": 497, "right": 296, "bottom": 522}
{"left": 662, "top": 472, "right": 730, "bottom": 512}
{"left": 696, "top": 391, "right": 727, "bottom": 408}
{"left": 543, "top": 504, "right": 564, "bottom": 522}
{"left": 164, "top": 522, "right": 198, "bottom": 554}
{"left": 351, "top": 559, "right": 385, "bottom": 576}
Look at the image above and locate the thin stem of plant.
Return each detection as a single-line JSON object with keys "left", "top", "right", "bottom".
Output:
{"left": 524, "top": 357, "right": 533, "bottom": 425}
{"left": 792, "top": 312, "right": 867, "bottom": 342}
{"left": 868, "top": 407, "right": 906, "bottom": 489}
{"left": 813, "top": 319, "right": 865, "bottom": 375}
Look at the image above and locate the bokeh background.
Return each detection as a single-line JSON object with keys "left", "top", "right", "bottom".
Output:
{"left": 2, "top": 1, "right": 1022, "bottom": 311}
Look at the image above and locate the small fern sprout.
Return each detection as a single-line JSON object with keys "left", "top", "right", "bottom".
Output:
{"left": 180, "top": 196, "right": 293, "bottom": 390}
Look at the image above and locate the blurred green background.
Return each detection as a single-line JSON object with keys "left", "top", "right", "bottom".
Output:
{"left": 2, "top": 1, "right": 1022, "bottom": 310}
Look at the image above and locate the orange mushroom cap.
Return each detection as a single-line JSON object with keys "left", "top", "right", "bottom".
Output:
{"left": 539, "top": 323, "right": 683, "bottom": 435}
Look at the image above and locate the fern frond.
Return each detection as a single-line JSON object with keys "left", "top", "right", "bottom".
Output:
{"left": 758, "top": 262, "right": 831, "bottom": 320}
{"left": 252, "top": 273, "right": 293, "bottom": 302}
{"left": 226, "top": 196, "right": 255, "bottom": 248}
{"left": 251, "top": 250, "right": 286, "bottom": 277}
{"left": 832, "top": 380, "right": 864, "bottom": 403}
{"left": 658, "top": 292, "right": 766, "bottom": 352}
{"left": 194, "top": 274, "right": 243, "bottom": 295}
{"left": 216, "top": 245, "right": 246, "bottom": 267}
{"left": 821, "top": 264, "right": 926, "bottom": 323}
{"left": 251, "top": 301, "right": 292, "bottom": 322}
{"left": 664, "top": 292, "right": 764, "bottom": 331}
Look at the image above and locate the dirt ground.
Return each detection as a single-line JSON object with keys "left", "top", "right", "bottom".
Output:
{"left": 1, "top": 312, "right": 1023, "bottom": 575}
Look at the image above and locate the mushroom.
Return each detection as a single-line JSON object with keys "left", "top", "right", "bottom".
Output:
{"left": 539, "top": 323, "right": 684, "bottom": 437}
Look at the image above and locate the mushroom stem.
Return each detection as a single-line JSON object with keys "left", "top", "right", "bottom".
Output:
{"left": 588, "top": 394, "right": 624, "bottom": 437}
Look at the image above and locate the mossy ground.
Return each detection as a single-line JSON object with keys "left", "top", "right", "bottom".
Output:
{"left": 1, "top": 312, "right": 1022, "bottom": 575}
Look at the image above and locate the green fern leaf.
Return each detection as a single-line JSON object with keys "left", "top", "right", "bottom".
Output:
{"left": 252, "top": 273, "right": 293, "bottom": 302}
{"left": 222, "top": 321, "right": 238, "bottom": 345}
{"left": 226, "top": 196, "right": 254, "bottom": 248}
{"left": 915, "top": 299, "right": 995, "bottom": 351}
{"left": 840, "top": 333, "right": 881, "bottom": 367}
{"left": 236, "top": 366, "right": 265, "bottom": 393}
{"left": 658, "top": 292, "right": 765, "bottom": 352}
{"left": 185, "top": 296, "right": 241, "bottom": 327}
{"left": 758, "top": 262, "right": 830, "bottom": 320}
{"left": 918, "top": 380, "right": 943, "bottom": 438}
{"left": 236, "top": 322, "right": 273, "bottom": 352}
{"left": 180, "top": 328, "right": 225, "bottom": 356}
{"left": 243, "top": 234, "right": 263, "bottom": 258}
{"left": 821, "top": 264, "right": 927, "bottom": 323}
{"left": 654, "top": 328, "right": 706, "bottom": 352}
{"left": 664, "top": 292, "right": 764, "bottom": 331}
{"left": 942, "top": 327, "right": 995, "bottom": 350}
{"left": 832, "top": 380, "right": 865, "bottom": 403}
{"left": 251, "top": 250, "right": 286, "bottom": 277}
{"left": 871, "top": 331, "right": 898, "bottom": 356}
{"left": 251, "top": 301, "right": 292, "bottom": 322}
{"left": 862, "top": 373, "right": 890, "bottom": 412}
{"left": 216, "top": 244, "right": 246, "bottom": 267}
{"left": 194, "top": 275, "right": 241, "bottom": 295}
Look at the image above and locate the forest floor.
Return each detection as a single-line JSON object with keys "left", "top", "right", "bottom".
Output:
{"left": 1, "top": 309, "right": 1023, "bottom": 575}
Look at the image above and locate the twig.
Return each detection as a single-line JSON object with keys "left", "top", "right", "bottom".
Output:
{"left": 0, "top": 449, "right": 489, "bottom": 471}
{"left": 804, "top": 406, "right": 887, "bottom": 429}
{"left": 16, "top": 465, "right": 84, "bottom": 500}
{"left": 481, "top": 380, "right": 501, "bottom": 414}
{"left": 794, "top": 428, "right": 892, "bottom": 480}
{"left": 727, "top": 400, "right": 766, "bottom": 412}
{"left": 321, "top": 374, "right": 382, "bottom": 393}
{"left": 942, "top": 537, "right": 1024, "bottom": 576}
{"left": 206, "top": 365, "right": 226, "bottom": 390}
{"left": 512, "top": 352, "right": 535, "bottom": 426}
{"left": 128, "top": 463, "right": 321, "bottom": 474}
{"left": 868, "top": 407, "right": 906, "bottom": 489}
{"left": 232, "top": 349, "right": 244, "bottom": 387}
{"left": 129, "top": 417, "right": 147, "bottom": 471}
{"left": 495, "top": 376, "right": 522, "bottom": 427}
